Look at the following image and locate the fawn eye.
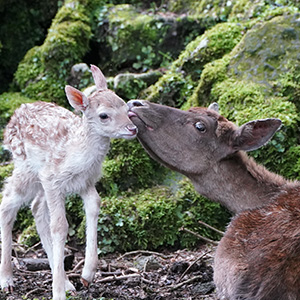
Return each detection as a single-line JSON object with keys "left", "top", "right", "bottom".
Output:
{"left": 195, "top": 122, "right": 206, "bottom": 132}
{"left": 99, "top": 113, "right": 109, "bottom": 120}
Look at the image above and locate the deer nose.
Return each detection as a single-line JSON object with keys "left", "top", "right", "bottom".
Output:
{"left": 126, "top": 124, "right": 137, "bottom": 135}
{"left": 127, "top": 100, "right": 145, "bottom": 109}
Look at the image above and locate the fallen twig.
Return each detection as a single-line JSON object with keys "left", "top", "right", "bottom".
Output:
{"left": 117, "top": 250, "right": 172, "bottom": 260}
{"left": 97, "top": 273, "right": 141, "bottom": 283}
{"left": 68, "top": 258, "right": 85, "bottom": 273}
{"left": 24, "top": 241, "right": 42, "bottom": 254}
{"left": 177, "top": 249, "right": 211, "bottom": 283}
{"left": 25, "top": 287, "right": 47, "bottom": 298}
{"left": 198, "top": 220, "right": 224, "bottom": 235}
{"left": 168, "top": 275, "right": 203, "bottom": 291}
{"left": 180, "top": 227, "right": 218, "bottom": 246}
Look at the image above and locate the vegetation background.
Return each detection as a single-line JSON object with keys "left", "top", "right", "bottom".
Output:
{"left": 1, "top": 0, "right": 300, "bottom": 254}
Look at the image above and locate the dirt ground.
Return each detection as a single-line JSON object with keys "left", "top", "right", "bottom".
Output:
{"left": 0, "top": 242, "right": 218, "bottom": 300}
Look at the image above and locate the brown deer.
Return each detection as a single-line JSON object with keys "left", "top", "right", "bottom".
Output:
{"left": 0, "top": 65, "right": 137, "bottom": 300}
{"left": 128, "top": 99, "right": 300, "bottom": 300}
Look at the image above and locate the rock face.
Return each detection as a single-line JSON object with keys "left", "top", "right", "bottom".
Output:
{"left": 228, "top": 14, "right": 300, "bottom": 85}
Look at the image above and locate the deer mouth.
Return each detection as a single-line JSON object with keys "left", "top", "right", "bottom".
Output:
{"left": 128, "top": 110, "right": 154, "bottom": 131}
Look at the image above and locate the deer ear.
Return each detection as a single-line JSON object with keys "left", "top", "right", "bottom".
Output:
{"left": 232, "top": 118, "right": 282, "bottom": 152}
{"left": 208, "top": 102, "right": 219, "bottom": 112}
{"left": 90, "top": 64, "right": 107, "bottom": 90}
{"left": 65, "top": 85, "right": 89, "bottom": 111}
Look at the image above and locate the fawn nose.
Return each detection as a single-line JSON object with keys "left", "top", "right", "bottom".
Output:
{"left": 127, "top": 124, "right": 137, "bottom": 135}
{"left": 127, "top": 100, "right": 145, "bottom": 109}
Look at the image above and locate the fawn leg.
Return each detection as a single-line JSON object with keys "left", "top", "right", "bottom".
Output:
{"left": 80, "top": 186, "right": 101, "bottom": 285}
{"left": 45, "top": 189, "right": 69, "bottom": 300}
{"left": 32, "top": 192, "right": 75, "bottom": 293}
{"left": 0, "top": 171, "right": 37, "bottom": 291}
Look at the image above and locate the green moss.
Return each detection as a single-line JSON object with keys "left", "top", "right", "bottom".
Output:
{"left": 146, "top": 22, "right": 243, "bottom": 107}
{"left": 145, "top": 71, "right": 195, "bottom": 107}
{"left": 169, "top": 0, "right": 235, "bottom": 21}
{"left": 188, "top": 55, "right": 231, "bottom": 107}
{"left": 228, "top": 14, "right": 300, "bottom": 85}
{"left": 94, "top": 180, "right": 230, "bottom": 254}
{"left": 101, "top": 139, "right": 166, "bottom": 194}
{"left": 211, "top": 78, "right": 298, "bottom": 126}
{"left": 14, "top": 0, "right": 94, "bottom": 106}
{"left": 229, "top": 0, "right": 298, "bottom": 21}
{"left": 98, "top": 4, "right": 212, "bottom": 72}
{"left": 106, "top": 4, "right": 169, "bottom": 69}
{"left": 277, "top": 64, "right": 300, "bottom": 111}
{"left": 18, "top": 224, "right": 39, "bottom": 247}
{"left": 0, "top": 164, "right": 13, "bottom": 189}
{"left": 173, "top": 22, "right": 244, "bottom": 78}
{"left": 0, "top": 92, "right": 35, "bottom": 129}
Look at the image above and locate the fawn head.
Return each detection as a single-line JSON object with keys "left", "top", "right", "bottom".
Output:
{"left": 65, "top": 65, "right": 137, "bottom": 139}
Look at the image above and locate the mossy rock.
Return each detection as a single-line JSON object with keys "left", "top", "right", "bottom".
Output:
{"left": 14, "top": 0, "right": 95, "bottom": 106}
{"left": 113, "top": 70, "right": 162, "bottom": 100}
{"left": 168, "top": 0, "right": 236, "bottom": 21}
{"left": 228, "top": 14, "right": 300, "bottom": 85}
{"left": 95, "top": 4, "right": 215, "bottom": 72}
{"left": 229, "top": 0, "right": 298, "bottom": 21}
{"left": 145, "top": 22, "right": 244, "bottom": 107}
{"left": 188, "top": 55, "right": 231, "bottom": 107}
{"left": 173, "top": 22, "right": 244, "bottom": 78}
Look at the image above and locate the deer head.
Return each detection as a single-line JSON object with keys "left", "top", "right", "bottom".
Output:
{"left": 65, "top": 65, "right": 137, "bottom": 139}
{"left": 128, "top": 100, "right": 281, "bottom": 175}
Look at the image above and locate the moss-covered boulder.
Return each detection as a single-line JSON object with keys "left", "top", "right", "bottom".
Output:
{"left": 228, "top": 14, "right": 300, "bottom": 85}
{"left": 113, "top": 69, "right": 163, "bottom": 100}
{"left": 94, "top": 4, "right": 215, "bottom": 73}
{"left": 14, "top": 0, "right": 99, "bottom": 106}
{"left": 168, "top": 0, "right": 236, "bottom": 21}
{"left": 145, "top": 22, "right": 244, "bottom": 107}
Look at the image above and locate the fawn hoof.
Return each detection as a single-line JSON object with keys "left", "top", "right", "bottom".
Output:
{"left": 3, "top": 285, "right": 14, "bottom": 293}
{"left": 68, "top": 289, "right": 77, "bottom": 297}
{"left": 1, "top": 276, "right": 14, "bottom": 293}
{"left": 81, "top": 277, "right": 90, "bottom": 287}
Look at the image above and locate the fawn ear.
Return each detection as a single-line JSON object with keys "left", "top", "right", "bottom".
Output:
{"left": 65, "top": 85, "right": 89, "bottom": 111}
{"left": 91, "top": 64, "right": 107, "bottom": 90}
{"left": 231, "top": 118, "right": 282, "bottom": 152}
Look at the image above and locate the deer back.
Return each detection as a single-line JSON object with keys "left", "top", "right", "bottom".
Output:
{"left": 214, "top": 187, "right": 300, "bottom": 300}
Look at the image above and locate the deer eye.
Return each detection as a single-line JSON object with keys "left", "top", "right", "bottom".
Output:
{"left": 99, "top": 113, "right": 109, "bottom": 120}
{"left": 195, "top": 122, "right": 206, "bottom": 132}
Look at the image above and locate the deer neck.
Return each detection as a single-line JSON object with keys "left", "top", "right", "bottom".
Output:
{"left": 188, "top": 151, "right": 295, "bottom": 214}
{"left": 69, "top": 116, "right": 111, "bottom": 167}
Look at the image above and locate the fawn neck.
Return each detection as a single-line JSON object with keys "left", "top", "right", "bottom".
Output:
{"left": 188, "top": 151, "right": 294, "bottom": 213}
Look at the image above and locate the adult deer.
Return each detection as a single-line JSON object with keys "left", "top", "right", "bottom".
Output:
{"left": 0, "top": 65, "right": 137, "bottom": 300}
{"left": 128, "top": 100, "right": 300, "bottom": 300}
